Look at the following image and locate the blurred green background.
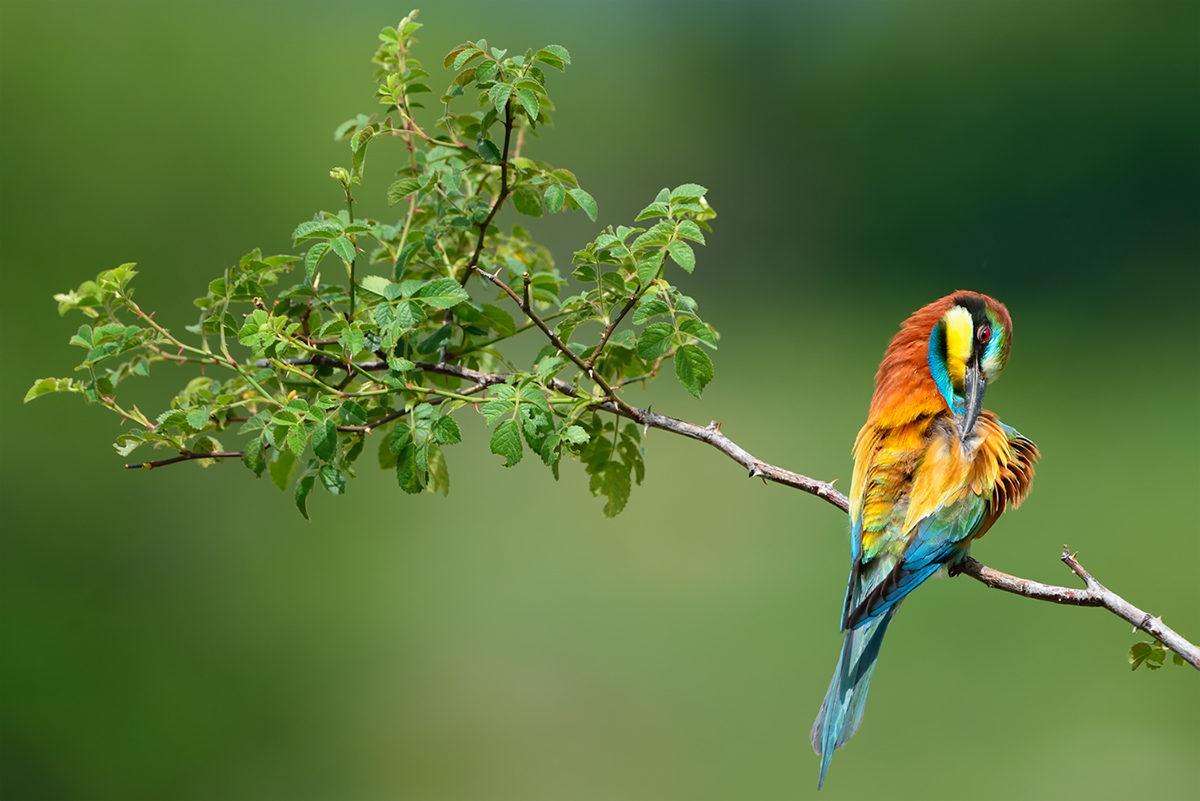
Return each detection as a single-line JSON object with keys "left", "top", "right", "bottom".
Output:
{"left": 2, "top": 1, "right": 1197, "bottom": 799}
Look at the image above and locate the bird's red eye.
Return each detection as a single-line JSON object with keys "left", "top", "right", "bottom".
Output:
{"left": 978, "top": 326, "right": 991, "bottom": 343}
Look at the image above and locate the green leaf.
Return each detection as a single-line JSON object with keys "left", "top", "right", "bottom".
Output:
{"left": 433, "top": 415, "right": 462, "bottom": 445}
{"left": 636, "top": 252, "right": 665, "bottom": 288}
{"left": 396, "top": 439, "right": 424, "bottom": 495}
{"left": 490, "top": 418, "right": 523, "bottom": 467}
{"left": 312, "top": 419, "right": 338, "bottom": 461}
{"left": 637, "top": 323, "right": 674, "bottom": 361}
{"left": 186, "top": 407, "right": 210, "bottom": 431}
{"left": 679, "top": 316, "right": 717, "bottom": 348}
{"left": 451, "top": 46, "right": 482, "bottom": 71}
{"left": 295, "top": 473, "right": 316, "bottom": 519}
{"left": 394, "top": 300, "right": 425, "bottom": 329}
{"left": 293, "top": 220, "right": 341, "bottom": 241}
{"left": 632, "top": 296, "right": 670, "bottom": 325}
{"left": 562, "top": 425, "right": 589, "bottom": 444}
{"left": 490, "top": 82, "right": 513, "bottom": 114}
{"left": 669, "top": 183, "right": 708, "bottom": 200}
{"left": 591, "top": 461, "right": 631, "bottom": 517}
{"left": 674, "top": 344, "right": 714, "bottom": 398}
{"left": 330, "top": 236, "right": 356, "bottom": 264}
{"left": 480, "top": 303, "right": 516, "bottom": 336}
{"left": 515, "top": 87, "right": 539, "bottom": 120}
{"left": 416, "top": 278, "right": 470, "bottom": 309}
{"left": 1173, "top": 651, "right": 1186, "bottom": 667}
{"left": 305, "top": 242, "right": 330, "bottom": 283}
{"left": 477, "top": 138, "right": 501, "bottom": 164}
{"left": 568, "top": 188, "right": 598, "bottom": 222}
{"left": 544, "top": 184, "right": 565, "bottom": 213}
{"left": 269, "top": 449, "right": 296, "bottom": 491}
{"left": 359, "top": 275, "right": 392, "bottom": 297}
{"left": 542, "top": 44, "right": 571, "bottom": 63}
{"left": 319, "top": 464, "right": 346, "bottom": 495}
{"left": 23, "top": 377, "right": 78, "bottom": 403}
{"left": 286, "top": 424, "right": 308, "bottom": 456}
{"left": 512, "top": 185, "right": 544, "bottom": 217}
{"left": 675, "top": 220, "right": 706, "bottom": 244}
{"left": 387, "top": 177, "right": 420, "bottom": 206}
{"left": 340, "top": 325, "right": 365, "bottom": 357}
{"left": 242, "top": 437, "right": 267, "bottom": 477}
{"left": 339, "top": 400, "right": 367, "bottom": 426}
{"left": 426, "top": 444, "right": 450, "bottom": 496}
{"left": 666, "top": 240, "right": 696, "bottom": 273}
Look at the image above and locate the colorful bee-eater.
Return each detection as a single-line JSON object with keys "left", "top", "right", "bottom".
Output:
{"left": 811, "top": 291, "right": 1038, "bottom": 789}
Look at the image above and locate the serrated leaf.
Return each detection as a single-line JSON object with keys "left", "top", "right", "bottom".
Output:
{"left": 295, "top": 474, "right": 316, "bottom": 519}
{"left": 542, "top": 44, "right": 571, "bottom": 63}
{"left": 394, "top": 299, "right": 425, "bottom": 329}
{"left": 312, "top": 419, "right": 338, "bottom": 461}
{"left": 359, "top": 275, "right": 392, "bottom": 297}
{"left": 387, "top": 177, "right": 420, "bottom": 206}
{"left": 669, "top": 183, "right": 708, "bottom": 200}
{"left": 243, "top": 437, "right": 267, "bottom": 477}
{"left": 562, "top": 425, "right": 589, "bottom": 444}
{"left": 416, "top": 278, "right": 470, "bottom": 309}
{"left": 567, "top": 188, "right": 597, "bottom": 222}
{"left": 666, "top": 240, "right": 696, "bottom": 273}
{"left": 544, "top": 184, "right": 565, "bottom": 213}
{"left": 512, "top": 184, "right": 544, "bottom": 217}
{"left": 678, "top": 316, "right": 717, "bottom": 348}
{"left": 319, "top": 464, "right": 346, "bottom": 495}
{"left": 675, "top": 220, "right": 706, "bottom": 244}
{"left": 491, "top": 82, "right": 513, "bottom": 114}
{"left": 674, "top": 344, "right": 713, "bottom": 398}
{"left": 591, "top": 461, "right": 631, "bottom": 517}
{"left": 286, "top": 424, "right": 308, "bottom": 456}
{"left": 339, "top": 400, "right": 367, "bottom": 426}
{"left": 305, "top": 242, "right": 330, "bottom": 283}
{"left": 637, "top": 323, "right": 674, "bottom": 361}
{"left": 452, "top": 47, "right": 482, "bottom": 71}
{"left": 515, "top": 87, "right": 539, "bottom": 120}
{"left": 636, "top": 252, "right": 665, "bottom": 288}
{"left": 396, "top": 441, "right": 424, "bottom": 494}
{"left": 433, "top": 415, "right": 462, "bottom": 445}
{"left": 632, "top": 296, "right": 670, "bottom": 325}
{"left": 330, "top": 236, "right": 356, "bottom": 264}
{"left": 186, "top": 407, "right": 210, "bottom": 431}
{"left": 23, "top": 377, "right": 78, "bottom": 403}
{"left": 477, "top": 138, "right": 501, "bottom": 164}
{"left": 293, "top": 219, "right": 342, "bottom": 241}
{"left": 490, "top": 418, "right": 523, "bottom": 467}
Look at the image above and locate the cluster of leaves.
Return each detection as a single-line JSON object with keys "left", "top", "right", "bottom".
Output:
{"left": 26, "top": 10, "right": 717, "bottom": 519}
{"left": 1128, "top": 639, "right": 1187, "bottom": 671}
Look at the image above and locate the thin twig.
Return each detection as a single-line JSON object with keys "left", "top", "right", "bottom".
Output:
{"left": 440, "top": 98, "right": 517, "bottom": 361}
{"left": 953, "top": 548, "right": 1200, "bottom": 670}
{"left": 126, "top": 450, "right": 244, "bottom": 469}
{"left": 584, "top": 294, "right": 638, "bottom": 372}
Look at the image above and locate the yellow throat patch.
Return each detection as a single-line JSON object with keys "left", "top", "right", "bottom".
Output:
{"left": 942, "top": 306, "right": 973, "bottom": 388}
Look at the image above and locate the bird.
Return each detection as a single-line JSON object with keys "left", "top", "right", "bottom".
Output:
{"left": 810, "top": 290, "right": 1038, "bottom": 789}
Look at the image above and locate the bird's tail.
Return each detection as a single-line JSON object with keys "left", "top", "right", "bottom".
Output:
{"left": 810, "top": 609, "right": 895, "bottom": 790}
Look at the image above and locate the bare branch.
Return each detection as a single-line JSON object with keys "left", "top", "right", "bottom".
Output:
{"left": 237, "top": 350, "right": 1200, "bottom": 671}
{"left": 126, "top": 450, "right": 244, "bottom": 469}
{"left": 954, "top": 549, "right": 1200, "bottom": 670}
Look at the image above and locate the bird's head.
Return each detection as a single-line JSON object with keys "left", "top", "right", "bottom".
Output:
{"left": 927, "top": 291, "right": 1013, "bottom": 438}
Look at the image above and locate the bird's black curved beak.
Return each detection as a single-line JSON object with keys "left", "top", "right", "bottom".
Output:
{"left": 959, "top": 354, "right": 987, "bottom": 439}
